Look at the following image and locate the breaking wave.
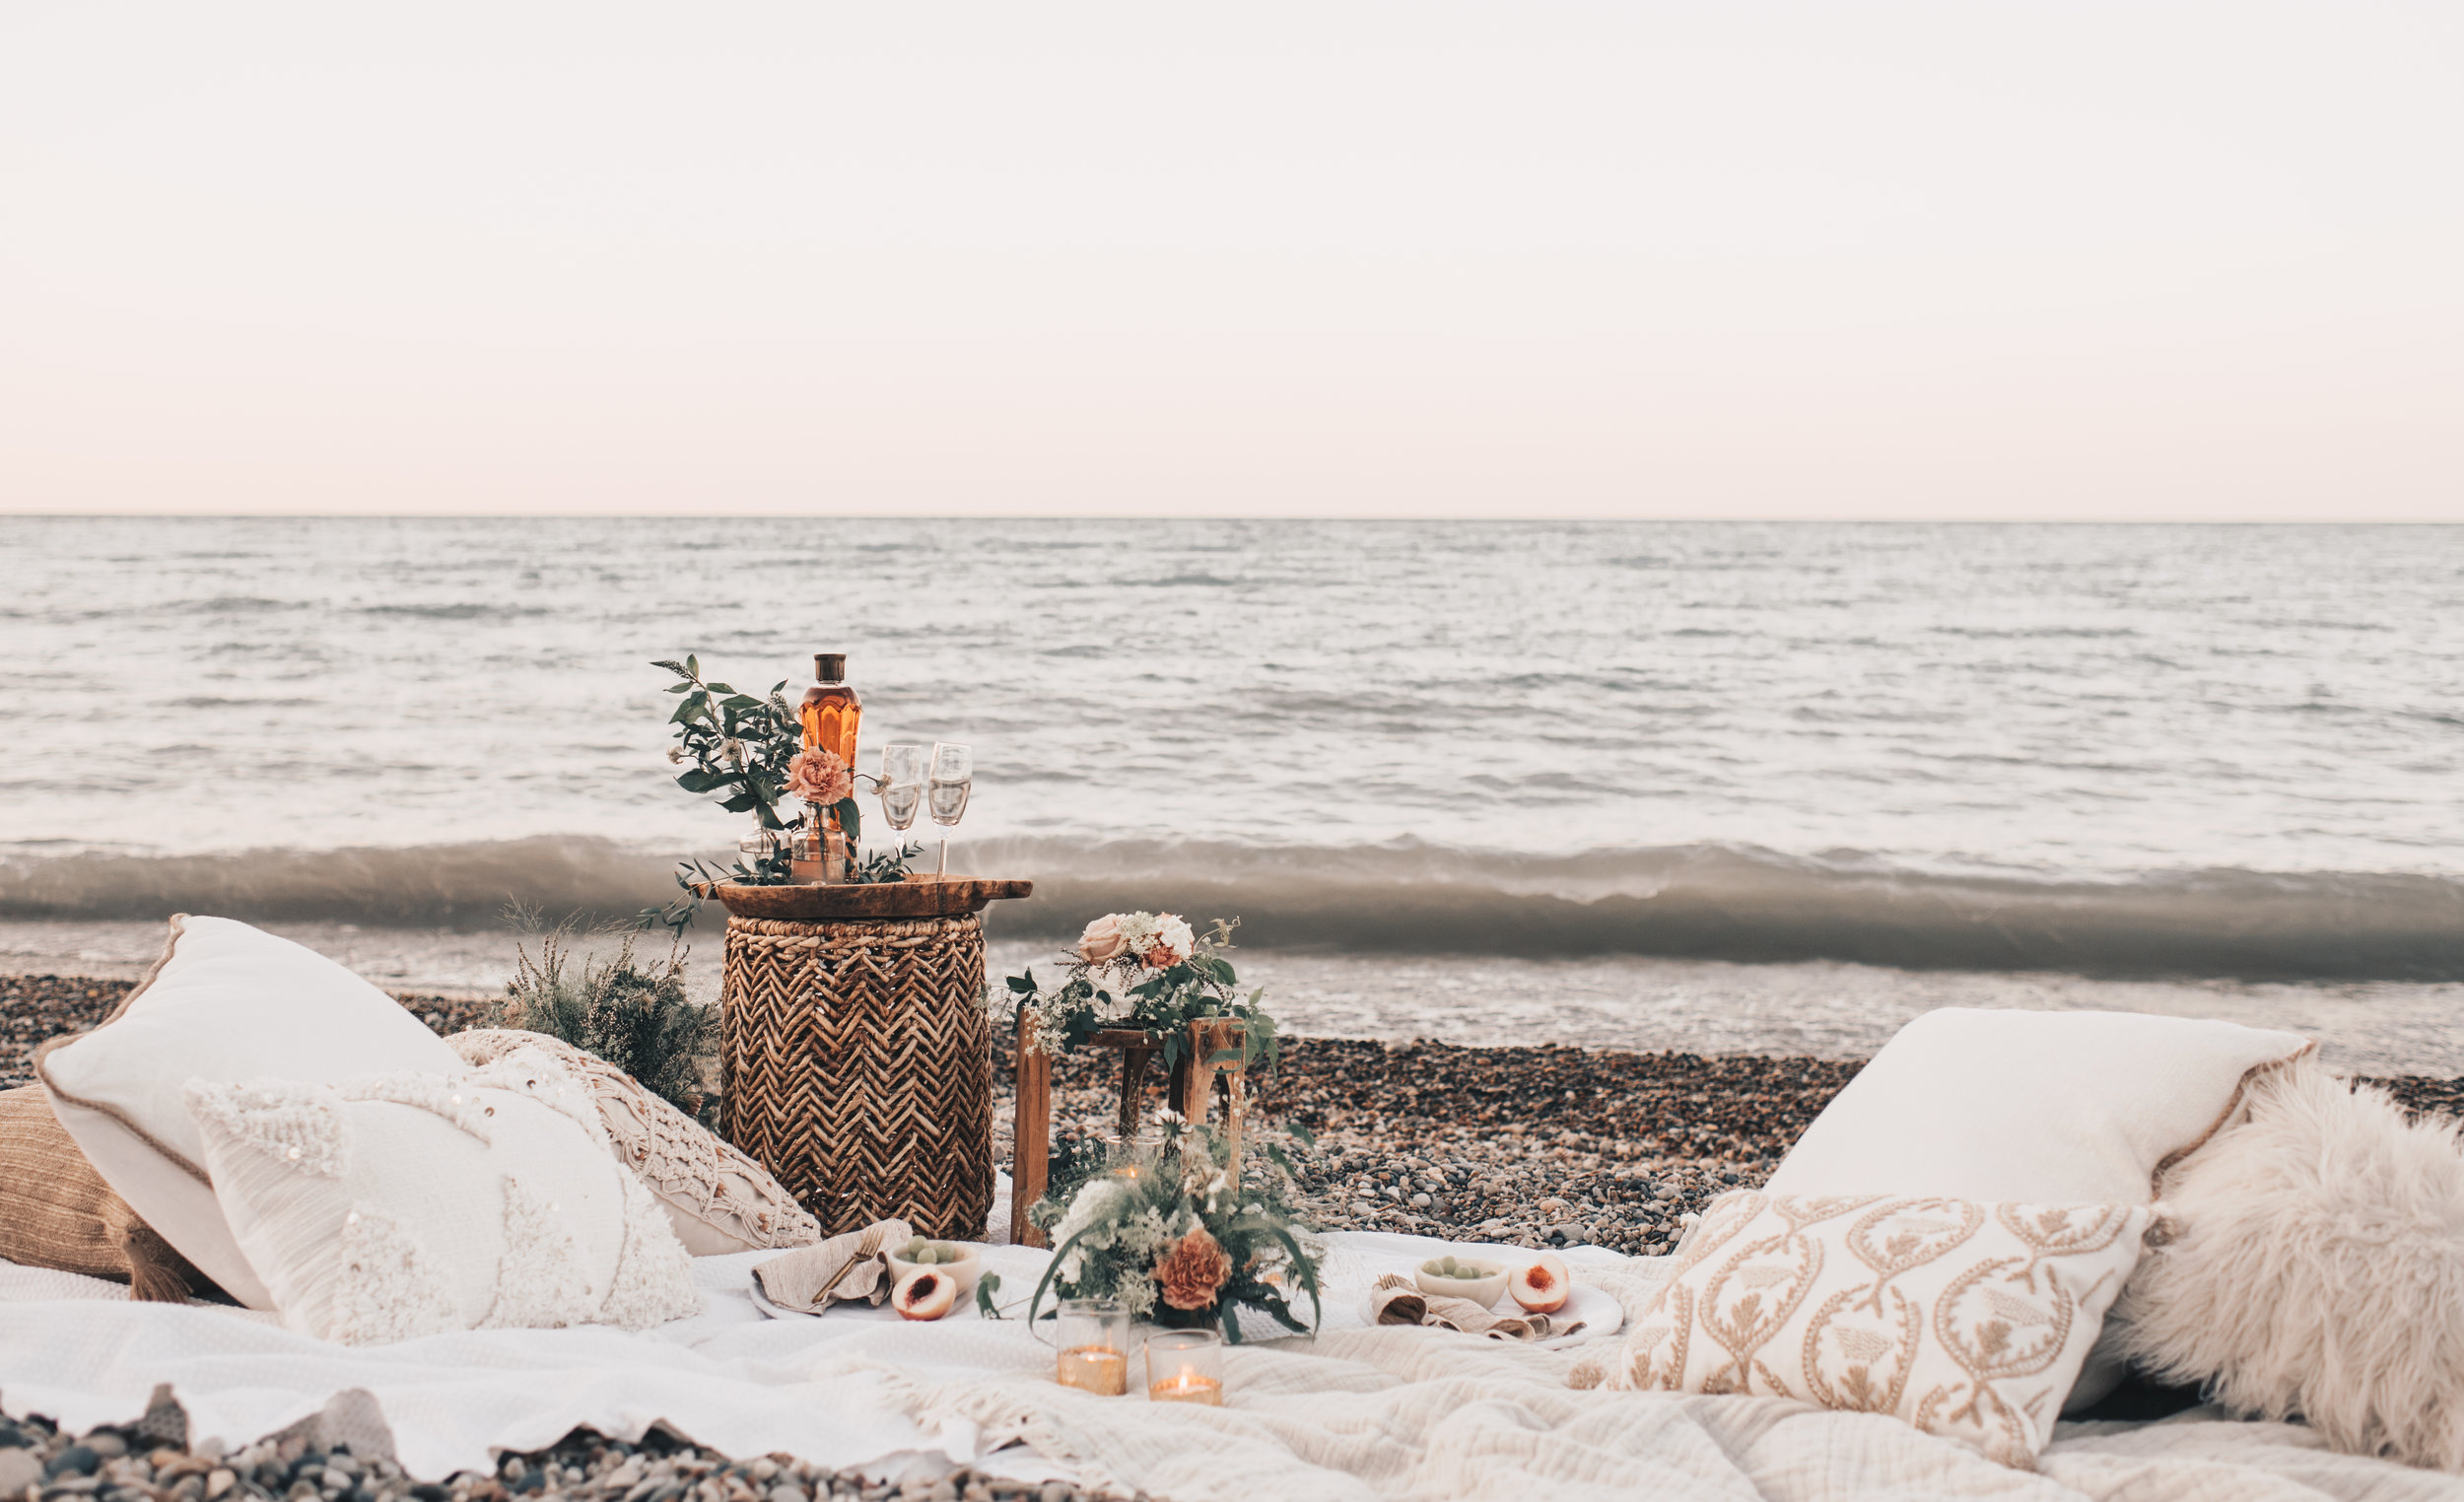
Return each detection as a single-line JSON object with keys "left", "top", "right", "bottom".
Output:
{"left": 4, "top": 835, "right": 2461, "bottom": 982}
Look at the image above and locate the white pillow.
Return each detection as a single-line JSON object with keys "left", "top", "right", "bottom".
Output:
{"left": 36, "top": 916, "right": 465, "bottom": 1310}
{"left": 1766, "top": 1008, "right": 2312, "bottom": 1203}
{"left": 186, "top": 1047, "right": 700, "bottom": 1344}
{"left": 1608, "top": 1190, "right": 2152, "bottom": 1468}
{"left": 2117, "top": 1057, "right": 2464, "bottom": 1471}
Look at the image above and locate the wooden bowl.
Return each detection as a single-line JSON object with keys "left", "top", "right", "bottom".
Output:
{"left": 703, "top": 874, "right": 1033, "bottom": 921}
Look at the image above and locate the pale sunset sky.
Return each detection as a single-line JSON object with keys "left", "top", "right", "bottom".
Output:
{"left": 2, "top": 2, "right": 2458, "bottom": 520}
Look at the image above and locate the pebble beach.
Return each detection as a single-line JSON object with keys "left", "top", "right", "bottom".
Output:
{"left": 9, "top": 971, "right": 2464, "bottom": 1499}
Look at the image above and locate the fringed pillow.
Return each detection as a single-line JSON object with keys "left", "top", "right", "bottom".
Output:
{"left": 2116, "top": 1057, "right": 2464, "bottom": 1472}
{"left": 185, "top": 1046, "right": 701, "bottom": 1343}
{"left": 446, "top": 1029, "right": 818, "bottom": 1255}
{"left": 1607, "top": 1190, "right": 2151, "bottom": 1468}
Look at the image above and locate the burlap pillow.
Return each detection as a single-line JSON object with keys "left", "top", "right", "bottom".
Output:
{"left": 0, "top": 1085, "right": 213, "bottom": 1300}
{"left": 448, "top": 1029, "right": 820, "bottom": 1255}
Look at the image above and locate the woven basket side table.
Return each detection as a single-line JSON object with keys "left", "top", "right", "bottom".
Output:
{"left": 719, "top": 895, "right": 1011, "bottom": 1239}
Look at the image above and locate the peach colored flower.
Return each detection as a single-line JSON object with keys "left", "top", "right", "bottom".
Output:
{"left": 1141, "top": 914, "right": 1196, "bottom": 969}
{"left": 787, "top": 748, "right": 853, "bottom": 805}
{"left": 1076, "top": 914, "right": 1128, "bottom": 965}
{"left": 1155, "top": 1225, "right": 1232, "bottom": 1311}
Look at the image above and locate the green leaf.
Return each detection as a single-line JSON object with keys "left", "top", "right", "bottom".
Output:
{"left": 662, "top": 682, "right": 691, "bottom": 694}
{"left": 675, "top": 770, "right": 724, "bottom": 793}
{"left": 668, "top": 699, "right": 701, "bottom": 725}
{"left": 1006, "top": 974, "right": 1037, "bottom": 993}
{"left": 719, "top": 791, "right": 758, "bottom": 814}
{"left": 685, "top": 653, "right": 700, "bottom": 677}
{"left": 834, "top": 796, "right": 861, "bottom": 844}
{"left": 975, "top": 1271, "right": 1004, "bottom": 1320}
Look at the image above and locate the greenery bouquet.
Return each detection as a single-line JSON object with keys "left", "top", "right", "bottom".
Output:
{"left": 1027, "top": 1119, "right": 1324, "bottom": 1341}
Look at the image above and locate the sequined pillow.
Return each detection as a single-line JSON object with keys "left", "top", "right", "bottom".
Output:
{"left": 1607, "top": 1191, "right": 2152, "bottom": 1468}
{"left": 185, "top": 1046, "right": 701, "bottom": 1343}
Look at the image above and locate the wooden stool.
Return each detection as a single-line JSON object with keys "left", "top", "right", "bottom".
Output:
{"left": 706, "top": 875, "right": 1031, "bottom": 1239}
{"left": 1009, "top": 1017, "right": 1251, "bottom": 1248}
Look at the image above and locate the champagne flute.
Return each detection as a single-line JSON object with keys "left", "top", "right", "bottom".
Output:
{"left": 928, "top": 741, "right": 972, "bottom": 876}
{"left": 878, "top": 743, "right": 926, "bottom": 840}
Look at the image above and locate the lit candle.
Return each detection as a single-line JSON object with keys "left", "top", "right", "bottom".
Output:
{"left": 1140, "top": 1328, "right": 1226, "bottom": 1406}
{"left": 1148, "top": 1368, "right": 1224, "bottom": 1405}
{"left": 1056, "top": 1344, "right": 1129, "bottom": 1396}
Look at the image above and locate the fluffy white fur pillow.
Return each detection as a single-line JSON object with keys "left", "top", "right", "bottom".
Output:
{"left": 2116, "top": 1057, "right": 2464, "bottom": 1471}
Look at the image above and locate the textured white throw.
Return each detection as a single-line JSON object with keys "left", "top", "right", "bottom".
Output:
{"left": 2, "top": 1234, "right": 2450, "bottom": 1500}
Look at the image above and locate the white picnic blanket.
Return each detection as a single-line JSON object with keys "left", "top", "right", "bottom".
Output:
{"left": 5, "top": 1233, "right": 2458, "bottom": 1501}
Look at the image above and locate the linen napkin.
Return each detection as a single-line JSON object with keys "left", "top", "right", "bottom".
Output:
{"left": 752, "top": 1217, "right": 916, "bottom": 1313}
{"left": 1369, "top": 1272, "right": 1584, "bottom": 1342}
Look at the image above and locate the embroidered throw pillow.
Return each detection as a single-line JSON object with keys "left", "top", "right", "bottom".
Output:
{"left": 1762, "top": 1006, "right": 2309, "bottom": 1412}
{"left": 1608, "top": 1190, "right": 2152, "bottom": 1468}
{"left": 36, "top": 916, "right": 465, "bottom": 1310}
{"left": 446, "top": 1029, "right": 818, "bottom": 1256}
{"left": 2115, "top": 1057, "right": 2464, "bottom": 1471}
{"left": 185, "top": 1046, "right": 701, "bottom": 1343}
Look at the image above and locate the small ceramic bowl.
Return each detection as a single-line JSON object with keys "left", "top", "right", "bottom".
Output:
{"left": 887, "top": 1241, "right": 983, "bottom": 1299}
{"left": 1412, "top": 1257, "right": 1508, "bottom": 1309}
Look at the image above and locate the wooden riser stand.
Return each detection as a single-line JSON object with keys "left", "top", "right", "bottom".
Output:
{"left": 1009, "top": 1019, "right": 1250, "bottom": 1248}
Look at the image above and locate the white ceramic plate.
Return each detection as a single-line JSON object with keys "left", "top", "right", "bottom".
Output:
{"left": 1360, "top": 1279, "right": 1623, "bottom": 1348}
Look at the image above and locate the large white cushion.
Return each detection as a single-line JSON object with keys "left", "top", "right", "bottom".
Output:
{"left": 1608, "top": 1190, "right": 2152, "bottom": 1468}
{"left": 35, "top": 915, "right": 463, "bottom": 1310}
{"left": 1764, "top": 1008, "right": 2312, "bottom": 1204}
{"left": 186, "top": 1047, "right": 700, "bottom": 1343}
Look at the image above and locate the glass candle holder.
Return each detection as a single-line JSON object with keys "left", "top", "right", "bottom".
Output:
{"left": 1144, "top": 1330, "right": 1225, "bottom": 1405}
{"left": 1054, "top": 1298, "right": 1130, "bottom": 1396}
{"left": 1101, "top": 1127, "right": 1165, "bottom": 1183}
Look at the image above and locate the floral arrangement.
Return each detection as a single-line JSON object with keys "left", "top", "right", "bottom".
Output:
{"left": 638, "top": 656, "right": 914, "bottom": 922}
{"left": 1003, "top": 914, "right": 1278, "bottom": 1075}
{"left": 1026, "top": 1119, "right": 1323, "bottom": 1342}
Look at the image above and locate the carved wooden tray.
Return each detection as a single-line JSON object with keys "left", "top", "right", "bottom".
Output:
{"left": 704, "top": 874, "right": 1034, "bottom": 922}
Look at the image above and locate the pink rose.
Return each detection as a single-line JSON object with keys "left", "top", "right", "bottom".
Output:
{"left": 787, "top": 748, "right": 854, "bottom": 805}
{"left": 1076, "top": 915, "right": 1128, "bottom": 965}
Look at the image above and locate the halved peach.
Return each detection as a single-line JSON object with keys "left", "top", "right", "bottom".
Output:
{"left": 892, "top": 1264, "right": 957, "bottom": 1321}
{"left": 1508, "top": 1253, "right": 1570, "bottom": 1314}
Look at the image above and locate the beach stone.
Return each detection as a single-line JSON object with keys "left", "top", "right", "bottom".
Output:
{"left": 46, "top": 1449, "right": 102, "bottom": 1480}
{"left": 206, "top": 1472, "right": 237, "bottom": 1501}
{"left": 766, "top": 1485, "right": 807, "bottom": 1502}
{"left": 0, "top": 1449, "right": 43, "bottom": 1496}
{"left": 1038, "top": 1486, "right": 1071, "bottom": 1502}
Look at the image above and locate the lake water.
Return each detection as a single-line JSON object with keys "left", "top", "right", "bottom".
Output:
{"left": 5, "top": 516, "right": 2460, "bottom": 1070}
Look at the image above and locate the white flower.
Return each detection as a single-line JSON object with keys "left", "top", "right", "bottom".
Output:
{"left": 1053, "top": 1177, "right": 1129, "bottom": 1252}
{"left": 665, "top": 746, "right": 686, "bottom": 765}
{"left": 1109, "top": 911, "right": 1155, "bottom": 955}
{"left": 1144, "top": 914, "right": 1196, "bottom": 966}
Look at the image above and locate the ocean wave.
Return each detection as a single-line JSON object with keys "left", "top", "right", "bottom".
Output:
{"left": 3, "top": 836, "right": 2460, "bottom": 982}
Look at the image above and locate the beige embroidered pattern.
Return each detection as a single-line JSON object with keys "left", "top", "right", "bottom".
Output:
{"left": 1607, "top": 1192, "right": 2149, "bottom": 1469}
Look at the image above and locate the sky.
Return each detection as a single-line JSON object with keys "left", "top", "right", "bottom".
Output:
{"left": 1, "top": 2, "right": 2459, "bottom": 521}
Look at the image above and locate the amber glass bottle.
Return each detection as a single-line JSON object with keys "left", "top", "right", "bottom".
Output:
{"left": 799, "top": 652, "right": 861, "bottom": 767}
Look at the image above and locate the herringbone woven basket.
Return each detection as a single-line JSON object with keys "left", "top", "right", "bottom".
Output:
{"left": 719, "top": 912, "right": 993, "bottom": 1239}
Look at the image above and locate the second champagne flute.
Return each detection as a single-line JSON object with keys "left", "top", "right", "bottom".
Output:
{"left": 928, "top": 741, "right": 972, "bottom": 876}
